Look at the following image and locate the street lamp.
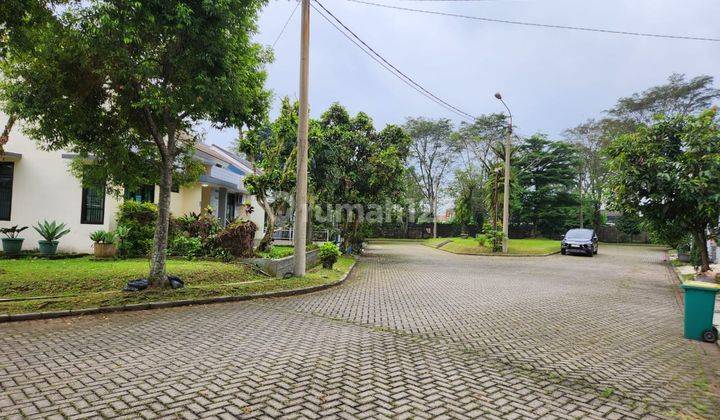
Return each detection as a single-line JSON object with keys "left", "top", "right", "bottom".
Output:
{"left": 494, "top": 92, "right": 512, "bottom": 254}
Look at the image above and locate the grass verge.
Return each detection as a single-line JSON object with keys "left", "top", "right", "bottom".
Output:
{"left": 0, "top": 255, "right": 355, "bottom": 315}
{"left": 423, "top": 237, "right": 559, "bottom": 255}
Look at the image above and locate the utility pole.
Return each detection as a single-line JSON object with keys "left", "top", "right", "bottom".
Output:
{"left": 495, "top": 93, "right": 512, "bottom": 254}
{"left": 578, "top": 162, "right": 584, "bottom": 229}
{"left": 293, "top": 0, "right": 310, "bottom": 276}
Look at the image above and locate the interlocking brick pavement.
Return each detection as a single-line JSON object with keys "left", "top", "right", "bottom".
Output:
{"left": 1, "top": 243, "right": 719, "bottom": 419}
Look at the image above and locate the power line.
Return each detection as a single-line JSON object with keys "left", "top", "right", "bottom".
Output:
{"left": 272, "top": 0, "right": 301, "bottom": 48}
{"left": 345, "top": 0, "right": 720, "bottom": 43}
{"left": 313, "top": 0, "right": 477, "bottom": 121}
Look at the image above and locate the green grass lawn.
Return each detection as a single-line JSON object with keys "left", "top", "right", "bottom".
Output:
{"left": 423, "top": 237, "right": 559, "bottom": 255}
{"left": 257, "top": 245, "right": 295, "bottom": 259}
{"left": 0, "top": 255, "right": 355, "bottom": 315}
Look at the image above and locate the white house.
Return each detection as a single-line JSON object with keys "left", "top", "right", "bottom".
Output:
{"left": 0, "top": 113, "right": 265, "bottom": 253}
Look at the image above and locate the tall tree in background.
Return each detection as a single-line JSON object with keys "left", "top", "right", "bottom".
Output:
{"left": 607, "top": 73, "right": 720, "bottom": 124}
{"left": 562, "top": 118, "right": 628, "bottom": 230}
{"left": 450, "top": 167, "right": 485, "bottom": 234}
{"left": 454, "top": 114, "right": 508, "bottom": 172}
{"left": 405, "top": 117, "right": 455, "bottom": 238}
{"left": 514, "top": 135, "right": 580, "bottom": 237}
{"left": 607, "top": 110, "right": 720, "bottom": 272}
{"left": 1, "top": 0, "right": 270, "bottom": 287}
{"left": 240, "top": 97, "right": 298, "bottom": 251}
{"left": 313, "top": 104, "right": 410, "bottom": 249}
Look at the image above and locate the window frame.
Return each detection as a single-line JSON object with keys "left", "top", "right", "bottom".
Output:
{"left": 81, "top": 185, "right": 106, "bottom": 225}
{"left": 0, "top": 162, "right": 14, "bottom": 221}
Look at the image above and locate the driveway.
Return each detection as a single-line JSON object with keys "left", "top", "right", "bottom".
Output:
{"left": 1, "top": 243, "right": 719, "bottom": 419}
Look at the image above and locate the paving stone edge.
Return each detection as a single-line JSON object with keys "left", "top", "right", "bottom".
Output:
{"left": 0, "top": 260, "right": 357, "bottom": 324}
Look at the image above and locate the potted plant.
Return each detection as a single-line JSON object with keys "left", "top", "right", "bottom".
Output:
{"left": 318, "top": 242, "right": 341, "bottom": 269}
{"left": 33, "top": 220, "right": 71, "bottom": 256}
{"left": 677, "top": 242, "right": 691, "bottom": 263}
{"left": 0, "top": 225, "right": 28, "bottom": 256}
{"left": 90, "top": 230, "right": 117, "bottom": 258}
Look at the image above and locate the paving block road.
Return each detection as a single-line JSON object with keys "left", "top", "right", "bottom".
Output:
{"left": 2, "top": 243, "right": 719, "bottom": 419}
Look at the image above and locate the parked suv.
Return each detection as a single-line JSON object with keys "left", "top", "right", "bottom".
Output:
{"left": 561, "top": 228, "right": 598, "bottom": 257}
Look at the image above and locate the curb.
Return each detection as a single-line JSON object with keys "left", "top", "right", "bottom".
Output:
{"left": 0, "top": 261, "right": 357, "bottom": 323}
{"left": 434, "top": 246, "right": 560, "bottom": 257}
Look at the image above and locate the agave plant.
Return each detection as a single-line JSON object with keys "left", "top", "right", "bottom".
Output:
{"left": 33, "top": 220, "right": 71, "bottom": 242}
{"left": 90, "top": 230, "right": 114, "bottom": 244}
{"left": 0, "top": 225, "right": 28, "bottom": 239}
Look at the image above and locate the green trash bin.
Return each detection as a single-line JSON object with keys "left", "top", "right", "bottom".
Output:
{"left": 680, "top": 281, "right": 719, "bottom": 342}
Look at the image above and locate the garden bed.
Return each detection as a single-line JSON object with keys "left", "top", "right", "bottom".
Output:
{"left": 0, "top": 255, "right": 355, "bottom": 316}
{"left": 242, "top": 248, "right": 321, "bottom": 278}
{"left": 423, "top": 237, "right": 559, "bottom": 256}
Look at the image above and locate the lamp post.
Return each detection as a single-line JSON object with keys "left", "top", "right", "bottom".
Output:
{"left": 494, "top": 92, "right": 512, "bottom": 254}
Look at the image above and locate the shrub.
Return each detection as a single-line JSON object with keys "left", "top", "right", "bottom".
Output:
{"left": 318, "top": 242, "right": 341, "bottom": 269}
{"left": 116, "top": 201, "right": 158, "bottom": 257}
{"left": 478, "top": 222, "right": 503, "bottom": 252}
{"left": 169, "top": 235, "right": 204, "bottom": 259}
{"left": 175, "top": 209, "right": 221, "bottom": 244}
{"left": 216, "top": 219, "right": 257, "bottom": 258}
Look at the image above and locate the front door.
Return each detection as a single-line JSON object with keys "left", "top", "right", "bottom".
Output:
{"left": 226, "top": 193, "right": 236, "bottom": 224}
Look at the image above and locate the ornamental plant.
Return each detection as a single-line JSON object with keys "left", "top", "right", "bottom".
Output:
{"left": 0, "top": 225, "right": 28, "bottom": 238}
{"left": 216, "top": 220, "right": 257, "bottom": 258}
{"left": 33, "top": 220, "right": 70, "bottom": 242}
{"left": 318, "top": 242, "right": 341, "bottom": 269}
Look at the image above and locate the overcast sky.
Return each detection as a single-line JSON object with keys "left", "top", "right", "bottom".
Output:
{"left": 202, "top": 0, "right": 719, "bottom": 148}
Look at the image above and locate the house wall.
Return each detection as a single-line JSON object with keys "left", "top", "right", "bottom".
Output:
{"left": 0, "top": 116, "right": 120, "bottom": 253}
{"left": 1, "top": 114, "right": 266, "bottom": 252}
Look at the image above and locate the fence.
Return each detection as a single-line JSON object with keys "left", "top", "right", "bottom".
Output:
{"left": 596, "top": 225, "right": 650, "bottom": 243}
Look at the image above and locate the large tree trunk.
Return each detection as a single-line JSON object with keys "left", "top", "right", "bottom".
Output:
{"left": 0, "top": 114, "right": 17, "bottom": 155}
{"left": 432, "top": 193, "right": 438, "bottom": 238}
{"left": 592, "top": 202, "right": 602, "bottom": 232}
{"left": 257, "top": 197, "right": 275, "bottom": 252}
{"left": 695, "top": 230, "right": 711, "bottom": 272}
{"left": 148, "top": 158, "right": 173, "bottom": 288}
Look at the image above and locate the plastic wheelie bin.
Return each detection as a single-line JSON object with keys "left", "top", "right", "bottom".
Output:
{"left": 680, "top": 281, "right": 719, "bottom": 342}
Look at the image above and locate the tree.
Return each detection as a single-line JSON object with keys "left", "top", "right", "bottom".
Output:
{"left": 453, "top": 114, "right": 508, "bottom": 172}
{"left": 405, "top": 117, "right": 455, "bottom": 238}
{"left": 239, "top": 97, "right": 298, "bottom": 251}
{"left": 562, "top": 118, "right": 629, "bottom": 230}
{"left": 0, "top": 0, "right": 62, "bottom": 154}
{"left": 607, "top": 73, "right": 720, "bottom": 124}
{"left": 450, "top": 167, "right": 485, "bottom": 233}
{"left": 606, "top": 110, "right": 720, "bottom": 272}
{"left": 514, "top": 135, "right": 580, "bottom": 237}
{"left": 312, "top": 104, "right": 410, "bottom": 249}
{"left": 1, "top": 1, "right": 270, "bottom": 287}
{"left": 615, "top": 213, "right": 643, "bottom": 237}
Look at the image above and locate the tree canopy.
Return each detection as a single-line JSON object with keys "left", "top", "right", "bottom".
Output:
{"left": 1, "top": 0, "right": 271, "bottom": 285}
{"left": 606, "top": 109, "right": 720, "bottom": 270}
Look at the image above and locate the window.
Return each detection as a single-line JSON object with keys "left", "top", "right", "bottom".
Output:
{"left": 227, "top": 193, "right": 237, "bottom": 222}
{"left": 0, "top": 163, "right": 13, "bottom": 221}
{"left": 124, "top": 185, "right": 155, "bottom": 203}
{"left": 81, "top": 186, "right": 105, "bottom": 224}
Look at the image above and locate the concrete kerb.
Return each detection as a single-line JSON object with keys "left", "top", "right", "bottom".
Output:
{"left": 0, "top": 260, "right": 358, "bottom": 323}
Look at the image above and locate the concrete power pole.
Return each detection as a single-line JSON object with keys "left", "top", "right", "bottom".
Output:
{"left": 495, "top": 93, "right": 512, "bottom": 254}
{"left": 578, "top": 163, "right": 584, "bottom": 229}
{"left": 293, "top": 0, "right": 310, "bottom": 276}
